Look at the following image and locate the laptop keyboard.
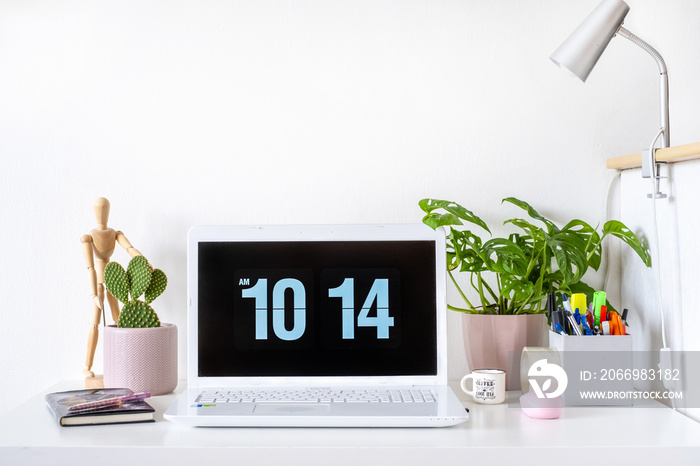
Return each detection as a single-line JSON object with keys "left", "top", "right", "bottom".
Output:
{"left": 197, "top": 388, "right": 436, "bottom": 404}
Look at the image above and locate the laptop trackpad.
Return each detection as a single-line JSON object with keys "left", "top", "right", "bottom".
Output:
{"left": 254, "top": 404, "right": 330, "bottom": 415}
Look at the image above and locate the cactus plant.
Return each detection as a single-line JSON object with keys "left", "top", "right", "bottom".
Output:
{"left": 104, "top": 256, "right": 167, "bottom": 328}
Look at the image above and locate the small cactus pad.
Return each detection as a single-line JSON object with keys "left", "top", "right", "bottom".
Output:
{"left": 144, "top": 268, "right": 167, "bottom": 304}
{"left": 127, "top": 255, "right": 151, "bottom": 300}
{"left": 117, "top": 300, "right": 161, "bottom": 328}
{"left": 104, "top": 262, "right": 129, "bottom": 304}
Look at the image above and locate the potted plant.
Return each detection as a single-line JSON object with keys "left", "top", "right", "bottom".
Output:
{"left": 103, "top": 255, "right": 177, "bottom": 395}
{"left": 420, "top": 197, "right": 651, "bottom": 389}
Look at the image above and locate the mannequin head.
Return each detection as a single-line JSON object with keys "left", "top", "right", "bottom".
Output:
{"left": 93, "top": 197, "right": 110, "bottom": 229}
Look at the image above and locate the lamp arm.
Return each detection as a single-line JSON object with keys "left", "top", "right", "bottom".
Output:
{"left": 617, "top": 26, "right": 670, "bottom": 148}
{"left": 617, "top": 26, "right": 667, "bottom": 74}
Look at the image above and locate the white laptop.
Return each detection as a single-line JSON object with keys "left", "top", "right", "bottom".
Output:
{"left": 164, "top": 224, "right": 469, "bottom": 427}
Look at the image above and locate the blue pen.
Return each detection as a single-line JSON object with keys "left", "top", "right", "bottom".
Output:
{"left": 554, "top": 323, "right": 567, "bottom": 335}
{"left": 566, "top": 312, "right": 582, "bottom": 336}
{"left": 574, "top": 308, "right": 583, "bottom": 333}
{"left": 561, "top": 293, "right": 572, "bottom": 313}
{"left": 581, "top": 316, "right": 593, "bottom": 335}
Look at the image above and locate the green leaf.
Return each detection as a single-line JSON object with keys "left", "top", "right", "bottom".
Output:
{"left": 502, "top": 197, "right": 559, "bottom": 234}
{"left": 504, "top": 218, "right": 545, "bottom": 241}
{"left": 602, "top": 220, "right": 652, "bottom": 267}
{"left": 561, "top": 219, "right": 600, "bottom": 244}
{"left": 508, "top": 232, "right": 539, "bottom": 260}
{"left": 562, "top": 219, "right": 602, "bottom": 271}
{"left": 545, "top": 230, "right": 589, "bottom": 286}
{"left": 449, "top": 228, "right": 487, "bottom": 273}
{"left": 565, "top": 280, "right": 596, "bottom": 300}
{"left": 419, "top": 199, "right": 491, "bottom": 234}
{"left": 144, "top": 268, "right": 167, "bottom": 304}
{"left": 544, "top": 270, "right": 565, "bottom": 292}
{"left": 482, "top": 238, "right": 528, "bottom": 276}
{"left": 422, "top": 212, "right": 463, "bottom": 230}
{"left": 127, "top": 255, "right": 152, "bottom": 300}
{"left": 500, "top": 275, "right": 534, "bottom": 303}
{"left": 445, "top": 251, "right": 459, "bottom": 271}
{"left": 104, "top": 262, "right": 129, "bottom": 304}
{"left": 499, "top": 276, "right": 546, "bottom": 314}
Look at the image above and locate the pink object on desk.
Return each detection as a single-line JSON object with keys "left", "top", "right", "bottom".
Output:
{"left": 104, "top": 323, "right": 178, "bottom": 396}
{"left": 519, "top": 391, "right": 563, "bottom": 419}
{"left": 461, "top": 314, "right": 545, "bottom": 391}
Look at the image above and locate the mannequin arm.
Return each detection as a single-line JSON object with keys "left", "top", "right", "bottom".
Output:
{"left": 81, "top": 235, "right": 103, "bottom": 310}
{"left": 116, "top": 231, "right": 143, "bottom": 258}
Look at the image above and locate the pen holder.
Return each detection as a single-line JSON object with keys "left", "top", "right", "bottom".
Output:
{"left": 549, "top": 330, "right": 633, "bottom": 406}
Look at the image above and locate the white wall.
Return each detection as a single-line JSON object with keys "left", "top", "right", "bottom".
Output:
{"left": 1, "top": 0, "right": 699, "bottom": 415}
{"left": 619, "top": 160, "right": 700, "bottom": 422}
{"left": 620, "top": 162, "right": 700, "bottom": 355}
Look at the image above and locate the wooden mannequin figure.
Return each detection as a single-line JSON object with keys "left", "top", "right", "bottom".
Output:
{"left": 81, "top": 197, "right": 144, "bottom": 387}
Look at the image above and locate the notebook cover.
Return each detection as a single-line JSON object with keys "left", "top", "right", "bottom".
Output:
{"left": 45, "top": 388, "right": 155, "bottom": 426}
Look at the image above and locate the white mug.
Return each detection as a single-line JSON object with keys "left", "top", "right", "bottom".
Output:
{"left": 460, "top": 369, "right": 506, "bottom": 404}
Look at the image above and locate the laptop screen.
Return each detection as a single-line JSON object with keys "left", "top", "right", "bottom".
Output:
{"left": 197, "top": 239, "right": 438, "bottom": 377}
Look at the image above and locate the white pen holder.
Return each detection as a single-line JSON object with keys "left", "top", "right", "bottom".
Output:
{"left": 548, "top": 330, "right": 633, "bottom": 406}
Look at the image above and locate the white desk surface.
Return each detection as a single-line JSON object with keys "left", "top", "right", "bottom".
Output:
{"left": 2, "top": 380, "right": 700, "bottom": 466}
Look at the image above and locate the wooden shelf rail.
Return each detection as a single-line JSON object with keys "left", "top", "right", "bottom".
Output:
{"left": 606, "top": 141, "right": 700, "bottom": 170}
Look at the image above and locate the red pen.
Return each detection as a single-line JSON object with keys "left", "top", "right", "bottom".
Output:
{"left": 68, "top": 392, "right": 151, "bottom": 412}
{"left": 586, "top": 310, "right": 594, "bottom": 329}
{"left": 600, "top": 305, "right": 607, "bottom": 324}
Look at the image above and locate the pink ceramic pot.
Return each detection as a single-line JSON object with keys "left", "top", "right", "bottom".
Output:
{"left": 461, "top": 313, "right": 545, "bottom": 391}
{"left": 103, "top": 323, "right": 178, "bottom": 395}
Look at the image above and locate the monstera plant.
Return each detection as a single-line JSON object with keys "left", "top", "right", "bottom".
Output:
{"left": 420, "top": 196, "right": 651, "bottom": 390}
{"left": 420, "top": 197, "right": 651, "bottom": 315}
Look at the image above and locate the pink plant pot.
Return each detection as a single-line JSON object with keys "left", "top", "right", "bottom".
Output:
{"left": 461, "top": 314, "right": 546, "bottom": 391}
{"left": 103, "top": 323, "right": 178, "bottom": 395}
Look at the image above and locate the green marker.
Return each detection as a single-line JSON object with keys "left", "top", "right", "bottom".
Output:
{"left": 592, "top": 291, "right": 607, "bottom": 327}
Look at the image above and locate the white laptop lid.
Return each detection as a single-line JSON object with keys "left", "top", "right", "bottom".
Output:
{"left": 187, "top": 224, "right": 448, "bottom": 389}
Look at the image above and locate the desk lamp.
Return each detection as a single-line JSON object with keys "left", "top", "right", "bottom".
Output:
{"left": 550, "top": 0, "right": 674, "bottom": 385}
{"left": 550, "top": 0, "right": 669, "bottom": 198}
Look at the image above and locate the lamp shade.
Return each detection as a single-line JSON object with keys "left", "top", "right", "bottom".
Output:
{"left": 550, "top": 0, "right": 630, "bottom": 82}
